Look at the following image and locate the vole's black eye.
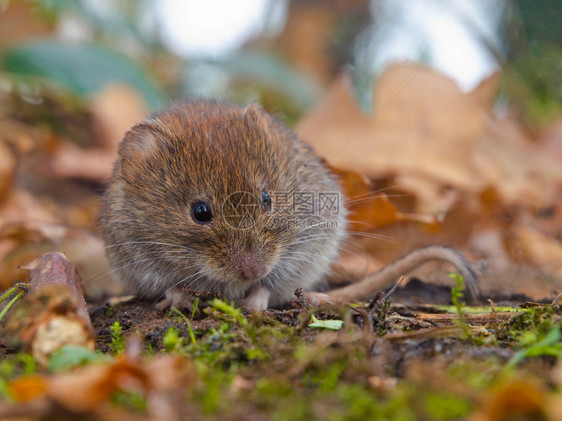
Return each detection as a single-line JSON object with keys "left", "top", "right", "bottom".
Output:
{"left": 192, "top": 202, "right": 213, "bottom": 224}
{"left": 261, "top": 191, "right": 272, "bottom": 211}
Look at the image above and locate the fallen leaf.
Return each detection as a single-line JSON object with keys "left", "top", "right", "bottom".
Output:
{"left": 298, "top": 63, "right": 562, "bottom": 210}
{"left": 8, "top": 375, "right": 47, "bottom": 403}
{"left": 513, "top": 226, "right": 562, "bottom": 274}
{"left": 49, "top": 83, "right": 149, "bottom": 182}
{"left": 309, "top": 314, "right": 343, "bottom": 330}
{"left": 2, "top": 252, "right": 95, "bottom": 366}
{"left": 47, "top": 356, "right": 149, "bottom": 412}
{"left": 0, "top": 221, "right": 116, "bottom": 297}
{"left": 470, "top": 380, "right": 548, "bottom": 421}
{"left": 297, "top": 64, "right": 487, "bottom": 193}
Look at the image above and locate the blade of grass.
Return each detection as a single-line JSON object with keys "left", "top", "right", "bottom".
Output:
{"left": 0, "top": 283, "right": 29, "bottom": 305}
{"left": 173, "top": 308, "right": 196, "bottom": 345}
{"left": 191, "top": 297, "right": 199, "bottom": 320}
{"left": 0, "top": 291, "right": 24, "bottom": 323}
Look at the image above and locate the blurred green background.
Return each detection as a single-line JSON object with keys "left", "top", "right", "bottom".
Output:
{"left": 0, "top": 0, "right": 560, "bottom": 130}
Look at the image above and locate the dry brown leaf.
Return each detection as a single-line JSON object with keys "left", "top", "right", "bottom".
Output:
{"left": 47, "top": 356, "right": 149, "bottom": 412}
{"left": 513, "top": 226, "right": 562, "bottom": 275}
{"left": 6, "top": 352, "right": 195, "bottom": 420}
{"left": 297, "top": 64, "right": 487, "bottom": 193}
{"left": 328, "top": 164, "right": 372, "bottom": 201}
{"left": 470, "top": 380, "right": 550, "bottom": 421}
{"left": 90, "top": 83, "right": 150, "bottom": 149}
{"left": 2, "top": 252, "right": 95, "bottom": 366}
{"left": 49, "top": 83, "right": 148, "bottom": 182}
{"left": 331, "top": 165, "right": 441, "bottom": 230}
{"left": 7, "top": 375, "right": 47, "bottom": 403}
{"left": 0, "top": 118, "right": 43, "bottom": 155}
{"left": 0, "top": 190, "right": 61, "bottom": 229}
{"left": 467, "top": 72, "right": 501, "bottom": 110}
{"left": 298, "top": 63, "right": 562, "bottom": 211}
{"left": 393, "top": 173, "right": 461, "bottom": 215}
{"left": 0, "top": 221, "right": 114, "bottom": 298}
{"left": 47, "top": 141, "right": 117, "bottom": 182}
{"left": 472, "top": 116, "right": 562, "bottom": 206}
{"left": 298, "top": 62, "right": 562, "bottom": 291}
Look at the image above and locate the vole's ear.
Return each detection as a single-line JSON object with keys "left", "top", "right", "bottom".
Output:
{"left": 243, "top": 103, "right": 269, "bottom": 132}
{"left": 117, "top": 121, "right": 164, "bottom": 178}
{"left": 118, "top": 121, "right": 160, "bottom": 159}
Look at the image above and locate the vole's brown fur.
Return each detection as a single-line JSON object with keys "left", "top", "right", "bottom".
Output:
{"left": 101, "top": 100, "right": 347, "bottom": 309}
{"left": 101, "top": 99, "right": 480, "bottom": 310}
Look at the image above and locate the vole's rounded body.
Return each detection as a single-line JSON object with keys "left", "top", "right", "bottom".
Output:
{"left": 101, "top": 100, "right": 347, "bottom": 309}
{"left": 102, "top": 100, "right": 480, "bottom": 310}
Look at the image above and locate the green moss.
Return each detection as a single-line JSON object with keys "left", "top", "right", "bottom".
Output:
{"left": 448, "top": 359, "right": 501, "bottom": 390}
{"left": 109, "top": 321, "right": 125, "bottom": 354}
{"left": 149, "top": 295, "right": 561, "bottom": 419}
{"left": 423, "top": 391, "right": 472, "bottom": 420}
{"left": 193, "top": 362, "right": 236, "bottom": 414}
{"left": 111, "top": 390, "right": 147, "bottom": 414}
{"left": 0, "top": 353, "right": 37, "bottom": 400}
{"left": 505, "top": 305, "right": 559, "bottom": 344}
{"left": 302, "top": 359, "right": 347, "bottom": 392}
{"left": 163, "top": 326, "right": 187, "bottom": 353}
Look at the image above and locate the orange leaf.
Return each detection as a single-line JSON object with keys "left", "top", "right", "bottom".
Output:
{"left": 473, "top": 380, "right": 548, "bottom": 421}
{"left": 8, "top": 375, "right": 47, "bottom": 402}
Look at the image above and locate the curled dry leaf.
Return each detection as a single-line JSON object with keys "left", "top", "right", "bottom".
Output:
{"left": 6, "top": 375, "right": 47, "bottom": 403}
{"left": 5, "top": 352, "right": 196, "bottom": 420}
{"left": 298, "top": 62, "right": 562, "bottom": 293}
{"left": 297, "top": 64, "right": 487, "bottom": 200}
{"left": 330, "top": 164, "right": 440, "bottom": 231}
{"left": 513, "top": 226, "right": 562, "bottom": 274}
{"left": 326, "top": 164, "right": 449, "bottom": 283}
{"left": 2, "top": 252, "right": 95, "bottom": 366}
{"left": 46, "top": 355, "right": 150, "bottom": 412}
{"left": 469, "top": 380, "right": 555, "bottom": 421}
{"left": 0, "top": 220, "right": 115, "bottom": 298}
{"left": 49, "top": 83, "right": 149, "bottom": 182}
{"left": 298, "top": 63, "right": 562, "bottom": 209}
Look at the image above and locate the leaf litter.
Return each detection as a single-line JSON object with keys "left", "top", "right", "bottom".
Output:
{"left": 0, "top": 62, "right": 561, "bottom": 420}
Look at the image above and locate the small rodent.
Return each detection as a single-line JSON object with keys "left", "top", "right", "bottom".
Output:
{"left": 101, "top": 100, "right": 480, "bottom": 310}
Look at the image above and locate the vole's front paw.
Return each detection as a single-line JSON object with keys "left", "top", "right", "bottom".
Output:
{"left": 156, "top": 288, "right": 200, "bottom": 317}
{"left": 236, "top": 285, "right": 270, "bottom": 311}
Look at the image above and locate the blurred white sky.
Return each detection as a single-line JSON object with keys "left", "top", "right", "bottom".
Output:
{"left": 154, "top": 0, "right": 286, "bottom": 57}
{"left": 364, "top": 0, "right": 504, "bottom": 91}
{"left": 78, "top": 0, "right": 504, "bottom": 92}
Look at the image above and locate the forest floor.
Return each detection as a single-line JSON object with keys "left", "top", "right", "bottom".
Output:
{"left": 2, "top": 276, "right": 560, "bottom": 421}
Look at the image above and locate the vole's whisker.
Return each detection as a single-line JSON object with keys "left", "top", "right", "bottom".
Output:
{"left": 85, "top": 249, "right": 189, "bottom": 282}
{"left": 101, "top": 241, "right": 199, "bottom": 252}
{"left": 345, "top": 193, "right": 409, "bottom": 207}
{"left": 345, "top": 185, "right": 400, "bottom": 202}
{"left": 345, "top": 231, "right": 394, "bottom": 242}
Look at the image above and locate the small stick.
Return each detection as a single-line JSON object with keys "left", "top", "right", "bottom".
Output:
{"left": 414, "top": 312, "right": 513, "bottom": 324}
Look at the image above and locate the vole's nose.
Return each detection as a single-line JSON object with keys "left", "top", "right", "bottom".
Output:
{"left": 232, "top": 250, "right": 265, "bottom": 281}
